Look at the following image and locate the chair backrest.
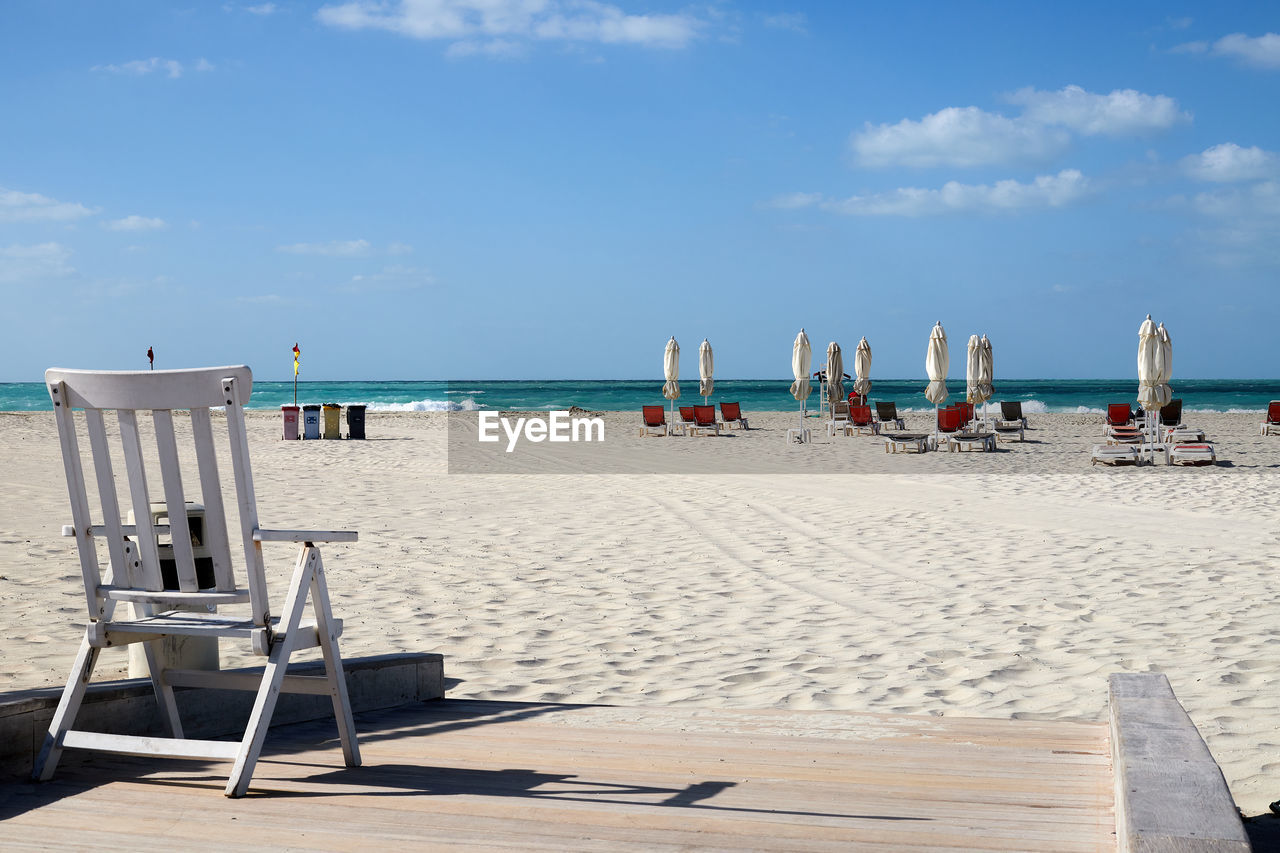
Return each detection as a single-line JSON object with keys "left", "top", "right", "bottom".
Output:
{"left": 1159, "top": 398, "right": 1182, "bottom": 426}
{"left": 642, "top": 405, "right": 665, "bottom": 426}
{"left": 720, "top": 402, "right": 741, "bottom": 421}
{"left": 875, "top": 401, "right": 898, "bottom": 420}
{"left": 938, "top": 407, "right": 963, "bottom": 432}
{"left": 956, "top": 401, "right": 974, "bottom": 422}
{"left": 1000, "top": 401, "right": 1022, "bottom": 421}
{"left": 679, "top": 406, "right": 696, "bottom": 423}
{"left": 1270, "top": 401, "right": 1280, "bottom": 424}
{"left": 693, "top": 405, "right": 716, "bottom": 426}
{"left": 847, "top": 393, "right": 866, "bottom": 406}
{"left": 831, "top": 401, "right": 849, "bottom": 420}
{"left": 849, "top": 405, "right": 873, "bottom": 426}
{"left": 1106, "top": 403, "right": 1132, "bottom": 425}
{"left": 45, "top": 366, "right": 266, "bottom": 627}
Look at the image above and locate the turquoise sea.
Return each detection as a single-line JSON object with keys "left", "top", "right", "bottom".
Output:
{"left": 3, "top": 379, "right": 1278, "bottom": 414}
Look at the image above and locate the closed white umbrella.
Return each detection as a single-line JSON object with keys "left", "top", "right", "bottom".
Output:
{"left": 699, "top": 338, "right": 714, "bottom": 403}
{"left": 925, "top": 322, "right": 949, "bottom": 444}
{"left": 1156, "top": 322, "right": 1173, "bottom": 409}
{"left": 663, "top": 336, "right": 680, "bottom": 428}
{"left": 790, "top": 329, "right": 812, "bottom": 424}
{"left": 966, "top": 334, "right": 993, "bottom": 424}
{"left": 853, "top": 337, "right": 872, "bottom": 398}
{"left": 1137, "top": 315, "right": 1162, "bottom": 455}
{"left": 978, "top": 334, "right": 994, "bottom": 422}
{"left": 826, "top": 341, "right": 844, "bottom": 405}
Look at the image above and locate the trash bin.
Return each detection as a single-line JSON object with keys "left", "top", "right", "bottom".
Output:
{"left": 126, "top": 502, "right": 219, "bottom": 677}
{"left": 302, "top": 404, "right": 321, "bottom": 439}
{"left": 347, "top": 404, "right": 366, "bottom": 440}
{"left": 281, "top": 405, "right": 300, "bottom": 440}
{"left": 322, "top": 403, "right": 341, "bottom": 439}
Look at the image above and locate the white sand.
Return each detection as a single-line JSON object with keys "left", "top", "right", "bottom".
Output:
{"left": 1, "top": 408, "right": 1278, "bottom": 815}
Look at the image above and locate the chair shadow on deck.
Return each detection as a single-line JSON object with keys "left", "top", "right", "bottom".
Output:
{"left": 2, "top": 700, "right": 932, "bottom": 826}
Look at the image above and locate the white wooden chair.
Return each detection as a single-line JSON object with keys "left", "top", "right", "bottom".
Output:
{"left": 36, "top": 365, "right": 360, "bottom": 797}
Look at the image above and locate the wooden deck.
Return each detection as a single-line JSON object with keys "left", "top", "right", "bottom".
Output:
{"left": 0, "top": 699, "right": 1115, "bottom": 851}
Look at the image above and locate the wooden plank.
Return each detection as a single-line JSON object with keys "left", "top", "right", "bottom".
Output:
{"left": 1109, "top": 673, "right": 1249, "bottom": 852}
{"left": 190, "top": 406, "right": 236, "bottom": 591}
{"left": 116, "top": 409, "right": 163, "bottom": 591}
{"left": 83, "top": 408, "right": 130, "bottom": 588}
{"left": 151, "top": 409, "right": 200, "bottom": 592}
{"left": 60, "top": 730, "right": 240, "bottom": 760}
{"left": 254, "top": 528, "right": 359, "bottom": 543}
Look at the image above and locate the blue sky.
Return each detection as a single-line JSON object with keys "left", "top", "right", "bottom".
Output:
{"left": 2, "top": 2, "right": 1278, "bottom": 380}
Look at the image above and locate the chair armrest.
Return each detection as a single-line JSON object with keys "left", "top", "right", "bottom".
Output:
{"left": 253, "top": 529, "right": 358, "bottom": 543}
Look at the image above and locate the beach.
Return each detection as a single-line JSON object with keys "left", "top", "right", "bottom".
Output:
{"left": 1, "top": 408, "right": 1277, "bottom": 816}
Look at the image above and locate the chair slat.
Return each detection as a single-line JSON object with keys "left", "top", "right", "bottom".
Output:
{"left": 84, "top": 409, "right": 130, "bottom": 587}
{"left": 152, "top": 410, "right": 199, "bottom": 592}
{"left": 48, "top": 384, "right": 103, "bottom": 618}
{"left": 190, "top": 407, "right": 235, "bottom": 591}
{"left": 116, "top": 410, "right": 163, "bottom": 591}
{"left": 223, "top": 376, "right": 269, "bottom": 626}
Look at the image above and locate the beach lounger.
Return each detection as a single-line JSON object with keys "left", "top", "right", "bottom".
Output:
{"left": 1167, "top": 443, "right": 1217, "bottom": 466}
{"left": 1092, "top": 444, "right": 1142, "bottom": 465}
{"left": 845, "top": 404, "right": 879, "bottom": 436}
{"left": 677, "top": 405, "right": 696, "bottom": 436}
{"left": 826, "top": 400, "right": 851, "bottom": 437}
{"left": 1159, "top": 399, "right": 1183, "bottom": 429}
{"left": 1106, "top": 429, "right": 1144, "bottom": 445}
{"left": 720, "top": 401, "right": 749, "bottom": 430}
{"left": 639, "top": 405, "right": 668, "bottom": 437}
{"left": 993, "top": 407, "right": 1024, "bottom": 442}
{"left": 1164, "top": 427, "right": 1206, "bottom": 445}
{"left": 947, "top": 431, "right": 996, "bottom": 452}
{"left": 883, "top": 432, "right": 930, "bottom": 453}
{"left": 996, "top": 401, "right": 1027, "bottom": 430}
{"left": 1106, "top": 403, "right": 1134, "bottom": 426}
{"left": 1262, "top": 401, "right": 1280, "bottom": 436}
{"left": 691, "top": 404, "right": 721, "bottom": 436}
{"left": 937, "top": 406, "right": 964, "bottom": 435}
{"left": 37, "top": 366, "right": 361, "bottom": 797}
{"left": 874, "top": 401, "right": 905, "bottom": 430}
{"left": 955, "top": 401, "right": 976, "bottom": 428}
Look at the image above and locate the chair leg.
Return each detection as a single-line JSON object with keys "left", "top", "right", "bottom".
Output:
{"left": 309, "top": 549, "right": 361, "bottom": 768}
{"left": 224, "top": 547, "right": 315, "bottom": 798}
{"left": 141, "top": 638, "right": 185, "bottom": 739}
{"left": 34, "top": 634, "right": 100, "bottom": 781}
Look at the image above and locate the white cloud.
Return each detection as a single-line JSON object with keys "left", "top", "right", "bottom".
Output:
{"left": 339, "top": 264, "right": 435, "bottom": 292}
{"left": 764, "top": 192, "right": 822, "bottom": 210}
{"left": 852, "top": 106, "right": 1070, "bottom": 168}
{"left": 1174, "top": 32, "right": 1280, "bottom": 68}
{"left": 852, "top": 85, "right": 1186, "bottom": 168}
{"left": 93, "top": 57, "right": 186, "bottom": 78}
{"left": 104, "top": 215, "right": 167, "bottom": 231}
{"left": 387, "top": 242, "right": 414, "bottom": 255}
{"left": 316, "top": 0, "right": 702, "bottom": 51}
{"left": 1004, "top": 85, "right": 1189, "bottom": 136}
{"left": 446, "top": 38, "right": 523, "bottom": 58}
{"left": 761, "top": 12, "right": 806, "bottom": 34}
{"left": 1181, "top": 143, "right": 1278, "bottom": 182}
{"left": 821, "top": 170, "right": 1090, "bottom": 217}
{"left": 0, "top": 242, "right": 74, "bottom": 284}
{"left": 1209, "top": 32, "right": 1280, "bottom": 69}
{"left": 247, "top": 2, "right": 277, "bottom": 14}
{"left": 277, "top": 239, "right": 372, "bottom": 256}
{"left": 1190, "top": 180, "right": 1280, "bottom": 220}
{"left": 195, "top": 58, "right": 215, "bottom": 72}
{"left": 0, "top": 187, "right": 97, "bottom": 222}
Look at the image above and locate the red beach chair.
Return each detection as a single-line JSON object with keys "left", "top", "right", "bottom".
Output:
{"left": 847, "top": 404, "right": 878, "bottom": 435}
{"left": 692, "top": 404, "right": 721, "bottom": 436}
{"left": 1263, "top": 401, "right": 1280, "bottom": 436}
{"left": 937, "top": 407, "right": 964, "bottom": 434}
{"left": 1106, "top": 403, "right": 1133, "bottom": 426}
{"left": 720, "top": 402, "right": 749, "bottom": 430}
{"left": 640, "top": 405, "right": 667, "bottom": 437}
